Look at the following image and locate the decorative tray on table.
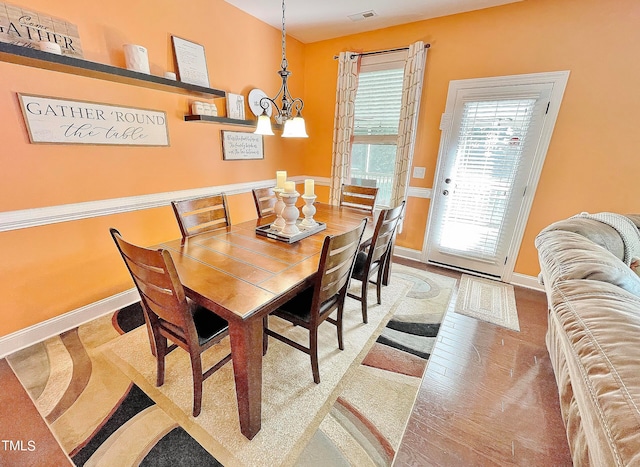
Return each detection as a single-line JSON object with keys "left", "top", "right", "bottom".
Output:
{"left": 255, "top": 219, "right": 327, "bottom": 243}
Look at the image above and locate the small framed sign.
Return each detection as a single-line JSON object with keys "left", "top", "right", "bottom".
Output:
{"left": 171, "top": 36, "right": 210, "bottom": 87}
{"left": 221, "top": 131, "right": 263, "bottom": 161}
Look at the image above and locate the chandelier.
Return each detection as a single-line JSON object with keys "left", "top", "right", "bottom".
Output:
{"left": 254, "top": 0, "right": 308, "bottom": 138}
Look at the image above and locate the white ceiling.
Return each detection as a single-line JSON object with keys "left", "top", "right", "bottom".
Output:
{"left": 224, "top": 0, "right": 522, "bottom": 43}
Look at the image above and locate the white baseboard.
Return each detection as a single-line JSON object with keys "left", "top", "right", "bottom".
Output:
{"left": 0, "top": 288, "right": 139, "bottom": 358}
{"left": 392, "top": 246, "right": 544, "bottom": 292}
{"left": 394, "top": 246, "right": 423, "bottom": 261}
{"left": 509, "top": 272, "right": 544, "bottom": 291}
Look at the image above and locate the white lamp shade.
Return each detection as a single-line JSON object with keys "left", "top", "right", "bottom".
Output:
{"left": 282, "top": 116, "right": 308, "bottom": 138}
{"left": 254, "top": 114, "right": 275, "bottom": 135}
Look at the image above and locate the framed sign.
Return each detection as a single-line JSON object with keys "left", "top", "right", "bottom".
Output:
{"left": 221, "top": 131, "right": 263, "bottom": 160}
{"left": 0, "top": 2, "right": 84, "bottom": 58}
{"left": 171, "top": 36, "right": 210, "bottom": 87}
{"left": 18, "top": 94, "right": 169, "bottom": 146}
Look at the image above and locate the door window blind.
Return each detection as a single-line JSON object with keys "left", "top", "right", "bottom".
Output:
{"left": 439, "top": 98, "right": 538, "bottom": 262}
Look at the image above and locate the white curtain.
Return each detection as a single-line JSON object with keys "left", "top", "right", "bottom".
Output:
{"left": 390, "top": 41, "right": 427, "bottom": 207}
{"left": 329, "top": 52, "right": 360, "bottom": 205}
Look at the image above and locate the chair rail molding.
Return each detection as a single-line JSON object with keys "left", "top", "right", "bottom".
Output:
{"left": 0, "top": 175, "right": 431, "bottom": 232}
{"left": 0, "top": 177, "right": 309, "bottom": 232}
{"left": 0, "top": 178, "right": 432, "bottom": 232}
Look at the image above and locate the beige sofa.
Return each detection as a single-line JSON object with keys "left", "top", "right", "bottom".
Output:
{"left": 535, "top": 214, "right": 640, "bottom": 465}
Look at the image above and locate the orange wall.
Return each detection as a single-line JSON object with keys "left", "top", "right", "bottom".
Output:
{"left": 2, "top": 0, "right": 640, "bottom": 338}
{"left": 0, "top": 0, "right": 307, "bottom": 336}
{"left": 301, "top": 0, "right": 640, "bottom": 274}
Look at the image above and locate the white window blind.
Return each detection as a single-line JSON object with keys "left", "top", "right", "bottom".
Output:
{"left": 349, "top": 51, "right": 407, "bottom": 206}
{"left": 439, "top": 98, "right": 538, "bottom": 262}
{"left": 353, "top": 68, "right": 404, "bottom": 136}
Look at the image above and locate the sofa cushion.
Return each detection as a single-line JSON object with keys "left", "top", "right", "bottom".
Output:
{"left": 539, "top": 217, "right": 626, "bottom": 261}
{"left": 536, "top": 230, "right": 640, "bottom": 297}
{"left": 549, "top": 280, "right": 640, "bottom": 465}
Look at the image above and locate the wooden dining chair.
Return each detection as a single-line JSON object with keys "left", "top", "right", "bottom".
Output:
{"left": 263, "top": 219, "right": 367, "bottom": 384}
{"left": 110, "top": 228, "right": 231, "bottom": 417}
{"left": 171, "top": 193, "right": 230, "bottom": 239}
{"left": 339, "top": 184, "right": 379, "bottom": 214}
{"left": 381, "top": 200, "right": 406, "bottom": 286}
{"left": 348, "top": 201, "right": 405, "bottom": 324}
{"left": 252, "top": 187, "right": 278, "bottom": 218}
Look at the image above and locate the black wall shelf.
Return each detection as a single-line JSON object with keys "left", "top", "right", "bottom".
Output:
{"left": 0, "top": 42, "right": 226, "bottom": 98}
{"left": 184, "top": 114, "right": 256, "bottom": 127}
{"left": 184, "top": 114, "right": 284, "bottom": 131}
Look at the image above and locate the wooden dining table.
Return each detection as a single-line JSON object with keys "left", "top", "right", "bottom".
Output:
{"left": 156, "top": 203, "right": 374, "bottom": 439}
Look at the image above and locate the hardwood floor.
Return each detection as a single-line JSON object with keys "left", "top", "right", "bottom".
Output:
{"left": 0, "top": 260, "right": 572, "bottom": 466}
{"left": 392, "top": 259, "right": 572, "bottom": 466}
{"left": 0, "top": 359, "right": 71, "bottom": 465}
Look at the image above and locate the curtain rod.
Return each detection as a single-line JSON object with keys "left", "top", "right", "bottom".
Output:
{"left": 333, "top": 43, "right": 430, "bottom": 60}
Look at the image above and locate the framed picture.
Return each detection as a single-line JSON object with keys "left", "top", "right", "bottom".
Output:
{"left": 171, "top": 36, "right": 210, "bottom": 87}
{"left": 221, "top": 131, "right": 263, "bottom": 160}
{"left": 226, "top": 92, "right": 245, "bottom": 120}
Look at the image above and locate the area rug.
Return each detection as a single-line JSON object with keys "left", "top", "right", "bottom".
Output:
{"left": 7, "top": 265, "right": 455, "bottom": 467}
{"left": 295, "top": 264, "right": 456, "bottom": 466}
{"left": 454, "top": 274, "right": 520, "bottom": 332}
{"left": 99, "top": 277, "right": 412, "bottom": 467}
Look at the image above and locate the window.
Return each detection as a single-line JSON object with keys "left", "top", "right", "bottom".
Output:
{"left": 350, "top": 51, "right": 406, "bottom": 206}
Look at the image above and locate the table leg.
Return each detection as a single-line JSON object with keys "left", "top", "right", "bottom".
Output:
{"left": 228, "top": 318, "right": 263, "bottom": 439}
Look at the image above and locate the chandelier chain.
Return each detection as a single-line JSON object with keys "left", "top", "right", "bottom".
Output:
{"left": 281, "top": 0, "right": 287, "bottom": 69}
{"left": 253, "top": 0, "right": 307, "bottom": 137}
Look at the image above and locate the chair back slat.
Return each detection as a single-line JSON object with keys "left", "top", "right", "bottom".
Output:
{"left": 172, "top": 194, "right": 230, "bottom": 238}
{"left": 340, "top": 184, "right": 379, "bottom": 213}
{"left": 316, "top": 219, "right": 367, "bottom": 304}
{"left": 369, "top": 202, "right": 405, "bottom": 264}
{"left": 252, "top": 187, "right": 277, "bottom": 218}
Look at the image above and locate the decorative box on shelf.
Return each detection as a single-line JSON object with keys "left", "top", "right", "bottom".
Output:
{"left": 255, "top": 220, "right": 326, "bottom": 243}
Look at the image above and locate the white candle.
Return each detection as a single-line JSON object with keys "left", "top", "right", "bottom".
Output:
{"left": 276, "top": 171, "right": 287, "bottom": 189}
{"left": 284, "top": 181, "right": 295, "bottom": 193}
{"left": 304, "top": 179, "right": 315, "bottom": 196}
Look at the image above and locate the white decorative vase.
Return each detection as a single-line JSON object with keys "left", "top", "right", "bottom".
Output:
{"left": 123, "top": 44, "right": 150, "bottom": 74}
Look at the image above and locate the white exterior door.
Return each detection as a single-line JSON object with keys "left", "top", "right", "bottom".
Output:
{"left": 424, "top": 72, "right": 569, "bottom": 280}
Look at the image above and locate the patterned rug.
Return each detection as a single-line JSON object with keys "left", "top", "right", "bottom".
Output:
{"left": 454, "top": 274, "right": 520, "bottom": 332}
{"left": 6, "top": 264, "right": 455, "bottom": 466}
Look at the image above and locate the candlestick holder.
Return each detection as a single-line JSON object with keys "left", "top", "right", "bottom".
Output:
{"left": 271, "top": 188, "right": 286, "bottom": 231}
{"left": 280, "top": 191, "right": 301, "bottom": 235}
{"left": 300, "top": 194, "right": 317, "bottom": 228}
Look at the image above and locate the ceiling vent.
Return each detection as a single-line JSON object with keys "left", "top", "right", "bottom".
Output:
{"left": 348, "top": 10, "right": 378, "bottom": 22}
